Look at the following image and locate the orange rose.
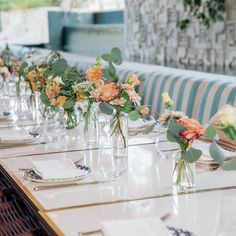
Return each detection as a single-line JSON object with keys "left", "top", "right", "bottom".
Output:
{"left": 45, "top": 81, "right": 61, "bottom": 100}
{"left": 98, "top": 83, "right": 119, "bottom": 102}
{"left": 51, "top": 96, "right": 67, "bottom": 106}
{"left": 31, "top": 81, "right": 40, "bottom": 92}
{"left": 178, "top": 118, "right": 205, "bottom": 140}
{"left": 27, "top": 70, "right": 36, "bottom": 82}
{"left": 0, "top": 58, "right": 4, "bottom": 66}
{"left": 86, "top": 65, "right": 103, "bottom": 86}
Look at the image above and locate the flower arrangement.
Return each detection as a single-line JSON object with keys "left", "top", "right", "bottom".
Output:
{"left": 167, "top": 117, "right": 205, "bottom": 190}
{"left": 73, "top": 48, "right": 149, "bottom": 142}
{"left": 206, "top": 106, "right": 236, "bottom": 170}
{"left": 20, "top": 51, "right": 84, "bottom": 128}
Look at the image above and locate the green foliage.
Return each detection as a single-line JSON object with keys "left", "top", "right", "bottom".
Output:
{"left": 0, "top": 0, "right": 60, "bottom": 11}
{"left": 143, "top": 123, "right": 156, "bottom": 135}
{"left": 205, "top": 125, "right": 217, "bottom": 139}
{"left": 221, "top": 158, "right": 236, "bottom": 171}
{"left": 19, "top": 61, "right": 28, "bottom": 78}
{"left": 209, "top": 141, "right": 225, "bottom": 165}
{"left": 178, "top": 0, "right": 225, "bottom": 30}
{"left": 100, "top": 47, "right": 122, "bottom": 82}
{"left": 183, "top": 147, "right": 202, "bottom": 163}
{"left": 51, "top": 59, "right": 68, "bottom": 76}
{"left": 128, "top": 110, "right": 140, "bottom": 121}
{"left": 99, "top": 102, "right": 114, "bottom": 115}
{"left": 221, "top": 126, "right": 236, "bottom": 140}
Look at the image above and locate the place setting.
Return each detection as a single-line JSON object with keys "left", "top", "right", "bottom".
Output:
{"left": 0, "top": 126, "right": 43, "bottom": 149}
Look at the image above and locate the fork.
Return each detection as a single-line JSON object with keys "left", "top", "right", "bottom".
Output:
{"left": 78, "top": 213, "right": 171, "bottom": 235}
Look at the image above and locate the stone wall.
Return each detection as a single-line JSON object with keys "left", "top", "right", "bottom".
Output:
{"left": 125, "top": 0, "right": 236, "bottom": 70}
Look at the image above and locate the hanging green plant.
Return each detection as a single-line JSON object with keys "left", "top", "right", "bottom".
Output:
{"left": 178, "top": 0, "right": 225, "bottom": 30}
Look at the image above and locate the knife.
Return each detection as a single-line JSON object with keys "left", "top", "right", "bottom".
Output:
{"left": 33, "top": 180, "right": 114, "bottom": 191}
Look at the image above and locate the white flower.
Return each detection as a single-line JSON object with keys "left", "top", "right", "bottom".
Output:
{"left": 0, "top": 66, "right": 9, "bottom": 74}
{"left": 127, "top": 90, "right": 141, "bottom": 106}
{"left": 219, "top": 106, "right": 236, "bottom": 129}
{"left": 159, "top": 110, "right": 188, "bottom": 123}
{"left": 111, "top": 97, "right": 126, "bottom": 106}
{"left": 53, "top": 76, "right": 64, "bottom": 85}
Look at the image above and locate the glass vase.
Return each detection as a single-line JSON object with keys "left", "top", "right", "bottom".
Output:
{"left": 65, "top": 109, "right": 78, "bottom": 129}
{"left": 110, "top": 112, "right": 128, "bottom": 159}
{"left": 83, "top": 104, "right": 99, "bottom": 145}
{"left": 173, "top": 152, "right": 196, "bottom": 191}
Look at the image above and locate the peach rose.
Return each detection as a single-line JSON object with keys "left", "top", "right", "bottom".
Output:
{"left": 98, "top": 83, "right": 119, "bottom": 102}
{"left": 45, "top": 81, "right": 61, "bottom": 100}
{"left": 27, "top": 70, "right": 36, "bottom": 82}
{"left": 51, "top": 96, "right": 67, "bottom": 106}
{"left": 0, "top": 58, "right": 4, "bottom": 66}
{"left": 178, "top": 118, "right": 205, "bottom": 140}
{"left": 139, "top": 106, "right": 149, "bottom": 116}
{"left": 86, "top": 64, "right": 103, "bottom": 85}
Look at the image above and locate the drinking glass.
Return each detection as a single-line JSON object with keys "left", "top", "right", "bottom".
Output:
{"left": 44, "top": 107, "right": 66, "bottom": 142}
{"left": 99, "top": 141, "right": 127, "bottom": 180}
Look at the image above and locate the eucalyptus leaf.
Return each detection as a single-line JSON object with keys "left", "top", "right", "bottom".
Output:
{"left": 143, "top": 123, "right": 155, "bottom": 135}
{"left": 19, "top": 62, "right": 28, "bottom": 76}
{"left": 209, "top": 142, "right": 225, "bottom": 165}
{"left": 63, "top": 100, "right": 74, "bottom": 110}
{"left": 101, "top": 54, "right": 112, "bottom": 62}
{"left": 167, "top": 130, "right": 181, "bottom": 144}
{"left": 99, "top": 102, "right": 114, "bottom": 115}
{"left": 205, "top": 125, "right": 217, "bottom": 139}
{"left": 40, "top": 92, "right": 50, "bottom": 106}
{"left": 183, "top": 147, "right": 202, "bottom": 163}
{"left": 109, "top": 62, "right": 116, "bottom": 76}
{"left": 221, "top": 158, "right": 236, "bottom": 171}
{"left": 52, "top": 59, "right": 67, "bottom": 74}
{"left": 128, "top": 110, "right": 140, "bottom": 121}
{"left": 168, "top": 122, "right": 187, "bottom": 137}
{"left": 111, "top": 47, "right": 122, "bottom": 65}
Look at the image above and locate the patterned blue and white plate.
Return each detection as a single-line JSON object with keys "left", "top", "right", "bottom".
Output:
{"left": 168, "top": 226, "right": 196, "bottom": 236}
{"left": 22, "top": 164, "right": 91, "bottom": 183}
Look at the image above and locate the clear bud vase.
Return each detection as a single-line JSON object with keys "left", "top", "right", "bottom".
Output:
{"left": 83, "top": 104, "right": 99, "bottom": 145}
{"left": 110, "top": 112, "right": 128, "bottom": 172}
{"left": 65, "top": 109, "right": 78, "bottom": 129}
{"left": 173, "top": 152, "right": 196, "bottom": 192}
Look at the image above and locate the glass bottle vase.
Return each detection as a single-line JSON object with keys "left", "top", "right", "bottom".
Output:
{"left": 173, "top": 152, "right": 196, "bottom": 191}
{"left": 65, "top": 109, "right": 78, "bottom": 129}
{"left": 83, "top": 105, "right": 99, "bottom": 145}
{"left": 110, "top": 112, "right": 128, "bottom": 159}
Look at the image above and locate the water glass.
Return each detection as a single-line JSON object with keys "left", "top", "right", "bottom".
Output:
{"left": 99, "top": 142, "right": 127, "bottom": 180}
{"left": 44, "top": 107, "right": 66, "bottom": 142}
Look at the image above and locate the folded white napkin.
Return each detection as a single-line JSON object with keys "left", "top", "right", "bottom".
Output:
{"left": 0, "top": 130, "right": 33, "bottom": 142}
{"left": 31, "top": 158, "right": 81, "bottom": 180}
{"left": 128, "top": 118, "right": 155, "bottom": 130}
{"left": 193, "top": 140, "right": 235, "bottom": 161}
{"left": 102, "top": 217, "right": 171, "bottom": 236}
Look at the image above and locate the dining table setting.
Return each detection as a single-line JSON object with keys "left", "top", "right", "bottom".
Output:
{"left": 0, "top": 46, "right": 236, "bottom": 236}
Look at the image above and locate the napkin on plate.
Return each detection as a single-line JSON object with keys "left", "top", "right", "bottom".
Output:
{"left": 31, "top": 158, "right": 81, "bottom": 180}
{"left": 101, "top": 217, "right": 172, "bottom": 236}
{"left": 0, "top": 130, "right": 33, "bottom": 142}
{"left": 128, "top": 118, "right": 155, "bottom": 130}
